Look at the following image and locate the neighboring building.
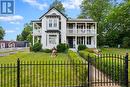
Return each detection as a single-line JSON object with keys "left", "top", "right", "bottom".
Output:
{"left": 0, "top": 41, "right": 29, "bottom": 48}
{"left": 32, "top": 7, "right": 97, "bottom": 49}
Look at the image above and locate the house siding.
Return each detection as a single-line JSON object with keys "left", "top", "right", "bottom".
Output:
{"left": 32, "top": 8, "right": 97, "bottom": 49}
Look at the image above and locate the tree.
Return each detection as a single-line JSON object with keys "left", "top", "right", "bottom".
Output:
{"left": 16, "top": 23, "right": 33, "bottom": 45}
{"left": 49, "top": 0, "right": 65, "bottom": 14}
{"left": 0, "top": 26, "right": 5, "bottom": 40}
{"left": 79, "top": 0, "right": 112, "bottom": 46}
{"left": 16, "top": 34, "right": 23, "bottom": 41}
{"left": 104, "top": 1, "right": 130, "bottom": 47}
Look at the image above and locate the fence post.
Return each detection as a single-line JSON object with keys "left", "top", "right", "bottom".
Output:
{"left": 88, "top": 54, "right": 90, "bottom": 87}
{"left": 125, "top": 53, "right": 128, "bottom": 87}
{"left": 17, "top": 58, "right": 20, "bottom": 87}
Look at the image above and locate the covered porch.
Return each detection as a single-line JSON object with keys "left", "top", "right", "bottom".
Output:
{"left": 67, "top": 36, "right": 97, "bottom": 49}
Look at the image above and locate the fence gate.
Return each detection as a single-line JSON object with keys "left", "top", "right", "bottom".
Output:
{"left": 88, "top": 54, "right": 128, "bottom": 87}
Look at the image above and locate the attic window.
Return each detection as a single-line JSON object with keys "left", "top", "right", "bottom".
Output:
{"left": 52, "top": 13, "right": 56, "bottom": 15}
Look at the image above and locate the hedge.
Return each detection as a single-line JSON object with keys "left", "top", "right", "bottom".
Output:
{"left": 68, "top": 50, "right": 88, "bottom": 86}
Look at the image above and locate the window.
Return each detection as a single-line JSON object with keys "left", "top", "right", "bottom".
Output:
{"left": 87, "top": 37, "right": 91, "bottom": 45}
{"left": 54, "top": 19, "right": 57, "bottom": 27}
{"left": 49, "top": 35, "right": 57, "bottom": 44}
{"left": 49, "top": 19, "right": 52, "bottom": 28}
{"left": 87, "top": 23, "right": 91, "bottom": 29}
{"left": 48, "top": 18, "right": 59, "bottom": 29}
{"left": 59, "top": 22, "right": 61, "bottom": 30}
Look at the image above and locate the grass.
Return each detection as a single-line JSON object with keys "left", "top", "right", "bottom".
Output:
{"left": 79, "top": 48, "right": 126, "bottom": 86}
{"left": 101, "top": 48, "right": 130, "bottom": 83}
{"left": 0, "top": 52, "right": 68, "bottom": 64}
{"left": 101, "top": 48, "right": 130, "bottom": 55}
{"left": 0, "top": 51, "right": 87, "bottom": 87}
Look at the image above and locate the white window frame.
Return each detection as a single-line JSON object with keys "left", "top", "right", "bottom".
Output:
{"left": 47, "top": 18, "right": 59, "bottom": 30}
{"left": 49, "top": 19, "right": 53, "bottom": 28}
{"left": 54, "top": 19, "right": 57, "bottom": 28}
{"left": 49, "top": 35, "right": 57, "bottom": 44}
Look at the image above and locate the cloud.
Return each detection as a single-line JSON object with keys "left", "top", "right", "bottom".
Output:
{"left": 63, "top": 0, "right": 83, "bottom": 9}
{"left": 0, "top": 15, "right": 23, "bottom": 23}
{"left": 23, "top": 0, "right": 48, "bottom": 10}
{"left": 5, "top": 27, "right": 20, "bottom": 33}
{"left": 10, "top": 22, "right": 20, "bottom": 25}
{"left": 5, "top": 30, "right": 16, "bottom": 33}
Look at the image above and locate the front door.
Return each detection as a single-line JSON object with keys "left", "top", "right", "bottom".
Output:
{"left": 68, "top": 37, "right": 73, "bottom": 48}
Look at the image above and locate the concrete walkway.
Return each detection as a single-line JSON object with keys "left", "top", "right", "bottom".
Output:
{"left": 89, "top": 65, "right": 121, "bottom": 87}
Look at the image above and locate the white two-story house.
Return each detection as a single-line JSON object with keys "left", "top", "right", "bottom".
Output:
{"left": 32, "top": 7, "right": 97, "bottom": 49}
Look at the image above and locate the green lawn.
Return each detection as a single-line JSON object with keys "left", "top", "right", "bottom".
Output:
{"left": 0, "top": 52, "right": 68, "bottom": 64}
{"left": 101, "top": 48, "right": 130, "bottom": 83}
{"left": 0, "top": 51, "right": 87, "bottom": 87}
{"left": 101, "top": 48, "right": 130, "bottom": 56}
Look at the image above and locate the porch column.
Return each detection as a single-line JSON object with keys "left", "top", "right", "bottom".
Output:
{"left": 85, "top": 36, "right": 87, "bottom": 47}
{"left": 75, "top": 23, "right": 77, "bottom": 34}
{"left": 83, "top": 37, "right": 85, "bottom": 45}
{"left": 95, "top": 22, "right": 97, "bottom": 48}
{"left": 32, "top": 22, "right": 35, "bottom": 45}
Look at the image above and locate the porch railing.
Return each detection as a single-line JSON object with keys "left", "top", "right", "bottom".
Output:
{"left": 33, "top": 29, "right": 42, "bottom": 36}
{"left": 66, "top": 29, "right": 96, "bottom": 36}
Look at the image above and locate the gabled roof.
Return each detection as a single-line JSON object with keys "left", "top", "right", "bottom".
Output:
{"left": 31, "top": 20, "right": 41, "bottom": 22}
{"left": 39, "top": 7, "right": 67, "bottom": 19}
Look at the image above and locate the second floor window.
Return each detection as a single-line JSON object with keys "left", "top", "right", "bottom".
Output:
{"left": 49, "top": 20, "right": 52, "bottom": 28}
{"left": 48, "top": 19, "right": 58, "bottom": 29}
{"left": 54, "top": 19, "right": 57, "bottom": 27}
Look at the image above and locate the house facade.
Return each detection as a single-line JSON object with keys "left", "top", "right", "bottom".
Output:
{"left": 32, "top": 8, "right": 97, "bottom": 49}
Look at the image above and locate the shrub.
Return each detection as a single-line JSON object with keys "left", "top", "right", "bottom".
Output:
{"left": 122, "top": 37, "right": 130, "bottom": 48}
{"left": 78, "top": 44, "right": 87, "bottom": 51}
{"left": 32, "top": 43, "right": 42, "bottom": 52}
{"left": 57, "top": 43, "right": 69, "bottom": 53}
{"left": 29, "top": 45, "right": 33, "bottom": 51}
{"left": 68, "top": 50, "right": 88, "bottom": 84}
{"left": 42, "top": 49, "right": 51, "bottom": 53}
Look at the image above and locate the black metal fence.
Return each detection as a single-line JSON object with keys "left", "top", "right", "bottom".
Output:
{"left": 78, "top": 53, "right": 129, "bottom": 87}
{"left": 0, "top": 54, "right": 129, "bottom": 87}
{"left": 88, "top": 54, "right": 128, "bottom": 87}
{"left": 0, "top": 60, "right": 88, "bottom": 87}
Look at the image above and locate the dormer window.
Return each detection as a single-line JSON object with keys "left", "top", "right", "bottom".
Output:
{"left": 49, "top": 19, "right": 53, "bottom": 28}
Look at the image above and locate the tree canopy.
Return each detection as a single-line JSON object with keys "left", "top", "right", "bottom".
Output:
{"left": 49, "top": 0, "right": 65, "bottom": 14}
{"left": 104, "top": 1, "right": 130, "bottom": 47}
{"left": 0, "top": 26, "right": 5, "bottom": 40}
{"left": 17, "top": 23, "right": 32, "bottom": 44}
{"left": 79, "top": 0, "right": 130, "bottom": 48}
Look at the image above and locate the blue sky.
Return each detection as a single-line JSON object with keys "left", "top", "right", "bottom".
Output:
{"left": 0, "top": 0, "right": 122, "bottom": 40}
